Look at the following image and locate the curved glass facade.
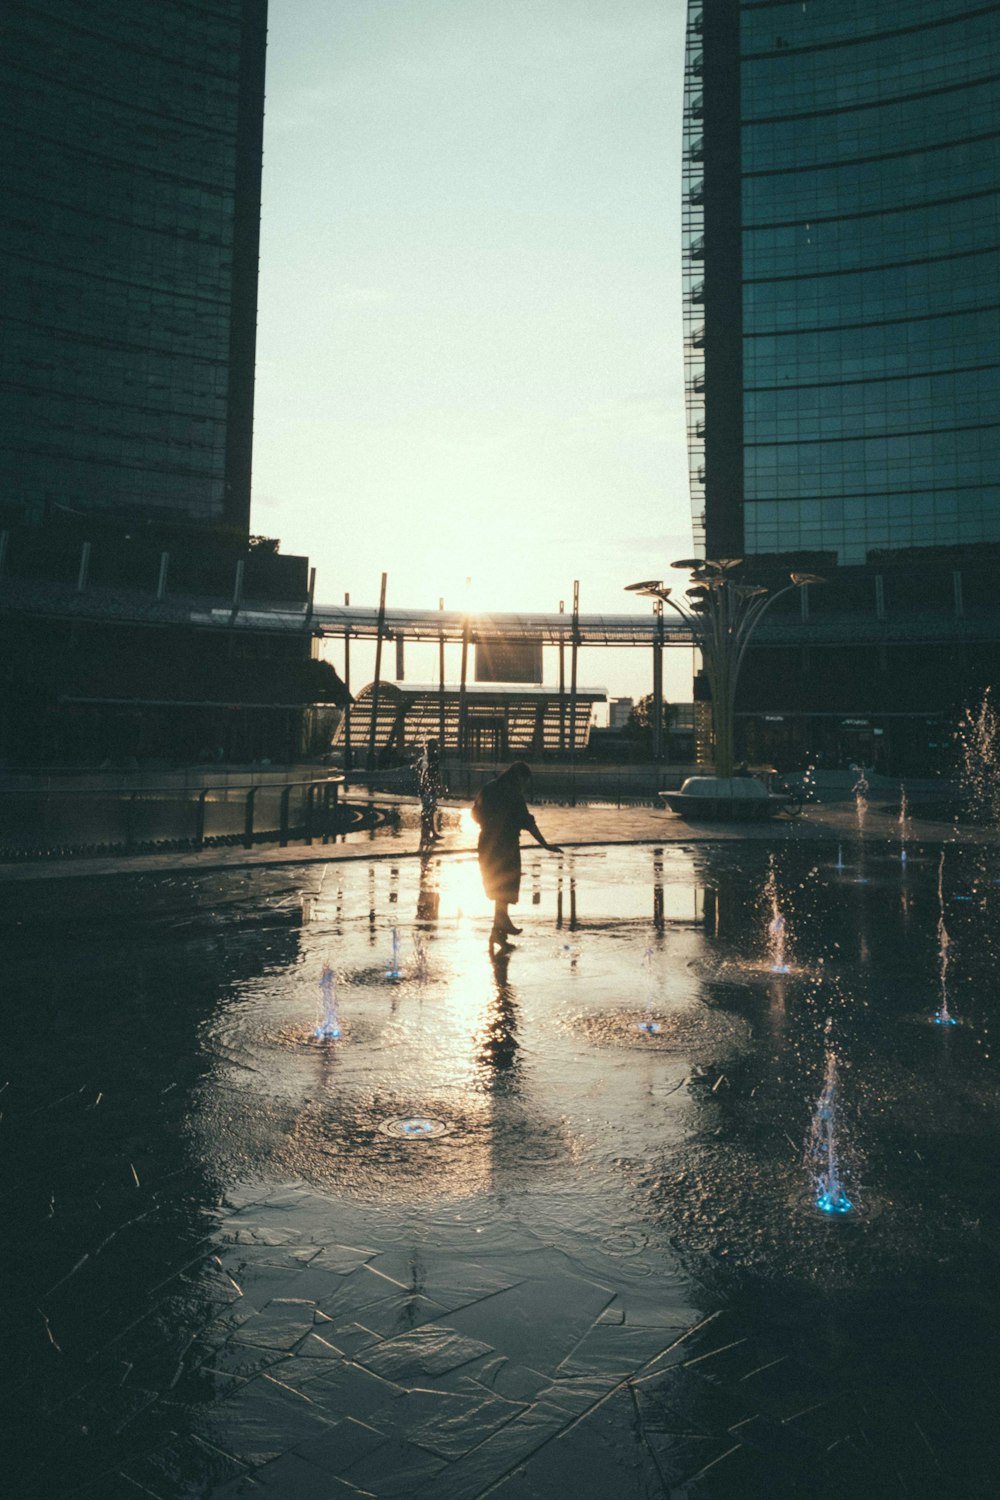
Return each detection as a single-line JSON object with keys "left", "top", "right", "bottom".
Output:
{"left": 0, "top": 1, "right": 266, "bottom": 532}
{"left": 692, "top": 0, "right": 1000, "bottom": 564}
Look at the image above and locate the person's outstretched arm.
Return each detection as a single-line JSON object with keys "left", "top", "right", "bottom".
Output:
{"left": 524, "top": 811, "right": 561, "bottom": 853}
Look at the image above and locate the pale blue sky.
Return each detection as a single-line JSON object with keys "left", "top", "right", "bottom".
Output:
{"left": 250, "top": 0, "right": 694, "bottom": 703}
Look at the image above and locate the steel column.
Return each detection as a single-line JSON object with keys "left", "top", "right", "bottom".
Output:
{"left": 366, "top": 572, "right": 387, "bottom": 771}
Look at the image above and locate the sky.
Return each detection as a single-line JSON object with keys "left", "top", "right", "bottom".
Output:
{"left": 250, "top": 0, "right": 695, "bottom": 708}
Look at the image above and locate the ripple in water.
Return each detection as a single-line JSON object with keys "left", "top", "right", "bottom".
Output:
{"left": 689, "top": 955, "right": 815, "bottom": 986}
{"left": 266, "top": 1092, "right": 574, "bottom": 1203}
{"left": 573, "top": 1006, "right": 752, "bottom": 1054}
{"left": 378, "top": 1115, "right": 449, "bottom": 1139}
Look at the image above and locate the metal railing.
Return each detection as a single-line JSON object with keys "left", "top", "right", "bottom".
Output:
{"left": 0, "top": 775, "right": 345, "bottom": 859}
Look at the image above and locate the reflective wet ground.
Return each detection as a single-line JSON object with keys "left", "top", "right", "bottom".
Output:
{"left": 4, "top": 841, "right": 1000, "bottom": 1498}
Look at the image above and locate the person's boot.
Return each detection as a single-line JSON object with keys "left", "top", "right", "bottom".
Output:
{"left": 489, "top": 925, "right": 514, "bottom": 955}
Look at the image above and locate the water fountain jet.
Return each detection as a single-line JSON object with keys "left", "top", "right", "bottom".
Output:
{"left": 957, "top": 690, "right": 1000, "bottom": 827}
{"left": 637, "top": 944, "right": 661, "bottom": 1033}
{"left": 314, "top": 964, "right": 341, "bottom": 1040}
{"left": 411, "top": 934, "right": 429, "bottom": 982}
{"left": 386, "top": 927, "right": 404, "bottom": 980}
{"left": 933, "top": 851, "right": 957, "bottom": 1026}
{"left": 853, "top": 765, "right": 869, "bottom": 839}
{"left": 764, "top": 854, "right": 791, "bottom": 973}
{"left": 807, "top": 1023, "right": 853, "bottom": 1214}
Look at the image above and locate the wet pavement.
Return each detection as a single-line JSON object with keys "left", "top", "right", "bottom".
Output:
{"left": 4, "top": 837, "right": 1000, "bottom": 1497}
{"left": 0, "top": 781, "right": 976, "bottom": 885}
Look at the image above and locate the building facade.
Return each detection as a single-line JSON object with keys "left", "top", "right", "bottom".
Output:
{"left": 0, "top": 2, "right": 350, "bottom": 769}
{"left": 1, "top": 0, "right": 267, "bottom": 534}
{"left": 686, "top": 0, "right": 1000, "bottom": 771}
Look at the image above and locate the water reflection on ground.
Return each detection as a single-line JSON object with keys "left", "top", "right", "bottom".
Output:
{"left": 3, "top": 841, "right": 1000, "bottom": 1498}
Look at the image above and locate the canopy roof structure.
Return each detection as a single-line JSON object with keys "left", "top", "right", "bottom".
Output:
{"left": 313, "top": 604, "right": 677, "bottom": 646}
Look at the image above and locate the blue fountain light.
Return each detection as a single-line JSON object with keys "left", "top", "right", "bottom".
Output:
{"left": 378, "top": 1115, "right": 447, "bottom": 1139}
{"left": 386, "top": 926, "right": 403, "bottom": 979}
{"left": 807, "top": 1033, "right": 855, "bottom": 1217}
{"left": 933, "top": 1011, "right": 958, "bottom": 1027}
{"left": 816, "top": 1187, "right": 853, "bottom": 1215}
{"left": 637, "top": 1020, "right": 661, "bottom": 1035}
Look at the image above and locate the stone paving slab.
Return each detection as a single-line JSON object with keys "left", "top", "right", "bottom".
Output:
{"left": 9, "top": 826, "right": 997, "bottom": 1498}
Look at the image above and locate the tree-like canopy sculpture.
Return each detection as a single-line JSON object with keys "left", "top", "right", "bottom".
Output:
{"left": 625, "top": 561, "right": 822, "bottom": 778}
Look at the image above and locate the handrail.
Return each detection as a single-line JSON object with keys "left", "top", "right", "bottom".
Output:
{"left": 0, "top": 774, "right": 349, "bottom": 860}
{"left": 0, "top": 774, "right": 345, "bottom": 800}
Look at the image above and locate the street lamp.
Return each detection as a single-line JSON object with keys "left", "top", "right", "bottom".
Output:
{"left": 626, "top": 560, "right": 823, "bottom": 780}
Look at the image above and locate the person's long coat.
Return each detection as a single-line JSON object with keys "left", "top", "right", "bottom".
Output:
{"left": 471, "top": 775, "right": 540, "bottom": 904}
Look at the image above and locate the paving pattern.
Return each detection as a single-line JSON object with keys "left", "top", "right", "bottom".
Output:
{"left": 5, "top": 789, "right": 999, "bottom": 1498}
{"left": 42, "top": 1176, "right": 979, "bottom": 1500}
{"left": 0, "top": 777, "right": 972, "bottom": 887}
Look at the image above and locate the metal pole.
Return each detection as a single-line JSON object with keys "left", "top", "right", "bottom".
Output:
{"left": 458, "top": 599, "right": 470, "bottom": 763}
{"left": 367, "top": 572, "right": 387, "bottom": 771}
{"left": 243, "top": 785, "right": 257, "bottom": 849}
{"left": 305, "top": 565, "right": 316, "bottom": 628}
{"left": 232, "top": 557, "right": 244, "bottom": 612}
{"left": 342, "top": 591, "right": 352, "bottom": 772}
{"left": 652, "top": 600, "right": 663, "bottom": 760}
{"left": 569, "top": 581, "right": 579, "bottom": 804}
{"left": 77, "top": 541, "right": 91, "bottom": 592}
{"left": 156, "top": 551, "right": 170, "bottom": 599}
{"left": 438, "top": 597, "right": 446, "bottom": 750}
{"left": 558, "top": 599, "right": 566, "bottom": 754}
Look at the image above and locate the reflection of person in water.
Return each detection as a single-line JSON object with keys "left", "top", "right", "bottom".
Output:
{"left": 478, "top": 950, "right": 519, "bottom": 1079}
{"left": 471, "top": 762, "right": 560, "bottom": 955}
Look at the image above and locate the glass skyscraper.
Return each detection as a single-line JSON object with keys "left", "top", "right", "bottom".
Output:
{"left": 1, "top": 0, "right": 267, "bottom": 534}
{"left": 686, "top": 0, "right": 1000, "bottom": 567}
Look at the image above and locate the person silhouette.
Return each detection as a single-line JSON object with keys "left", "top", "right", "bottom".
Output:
{"left": 471, "top": 762, "right": 560, "bottom": 955}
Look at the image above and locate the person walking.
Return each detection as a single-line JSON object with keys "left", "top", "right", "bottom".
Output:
{"left": 471, "top": 762, "right": 560, "bottom": 955}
